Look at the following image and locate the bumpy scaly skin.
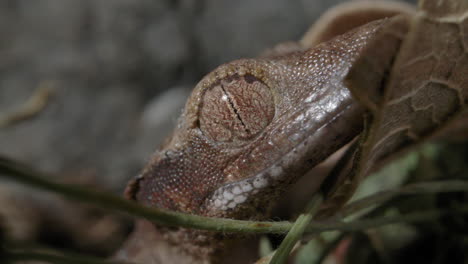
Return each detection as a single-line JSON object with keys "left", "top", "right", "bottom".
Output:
{"left": 128, "top": 20, "right": 390, "bottom": 217}
{"left": 117, "top": 19, "right": 398, "bottom": 263}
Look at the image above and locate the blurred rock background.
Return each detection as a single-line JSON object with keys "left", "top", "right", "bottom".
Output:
{"left": 0, "top": 0, "right": 416, "bottom": 257}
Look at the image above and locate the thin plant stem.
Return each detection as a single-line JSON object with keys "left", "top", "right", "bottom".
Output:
{"left": 269, "top": 196, "right": 323, "bottom": 264}
{"left": 338, "top": 180, "right": 468, "bottom": 218}
{"left": 0, "top": 156, "right": 288, "bottom": 234}
{"left": 0, "top": 82, "right": 55, "bottom": 128}
{"left": 1, "top": 156, "right": 468, "bottom": 235}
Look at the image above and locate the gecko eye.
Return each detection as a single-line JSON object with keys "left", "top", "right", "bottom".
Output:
{"left": 199, "top": 74, "right": 275, "bottom": 143}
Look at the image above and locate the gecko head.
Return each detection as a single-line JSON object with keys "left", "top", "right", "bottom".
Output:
{"left": 126, "top": 20, "right": 384, "bottom": 218}
{"left": 126, "top": 60, "right": 291, "bottom": 218}
{"left": 126, "top": 60, "right": 357, "bottom": 219}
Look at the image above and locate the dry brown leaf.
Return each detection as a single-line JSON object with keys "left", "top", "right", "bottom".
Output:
{"left": 321, "top": 0, "right": 468, "bottom": 216}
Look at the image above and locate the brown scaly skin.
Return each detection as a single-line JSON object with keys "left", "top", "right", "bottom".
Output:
{"left": 116, "top": 2, "right": 414, "bottom": 264}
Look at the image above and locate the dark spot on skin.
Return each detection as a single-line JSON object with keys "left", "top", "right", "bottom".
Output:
{"left": 244, "top": 74, "right": 257, "bottom": 84}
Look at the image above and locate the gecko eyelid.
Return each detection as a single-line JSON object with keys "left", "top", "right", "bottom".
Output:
{"left": 199, "top": 73, "right": 275, "bottom": 144}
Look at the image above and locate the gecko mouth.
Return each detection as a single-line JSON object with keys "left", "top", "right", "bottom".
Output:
{"left": 207, "top": 101, "right": 362, "bottom": 213}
